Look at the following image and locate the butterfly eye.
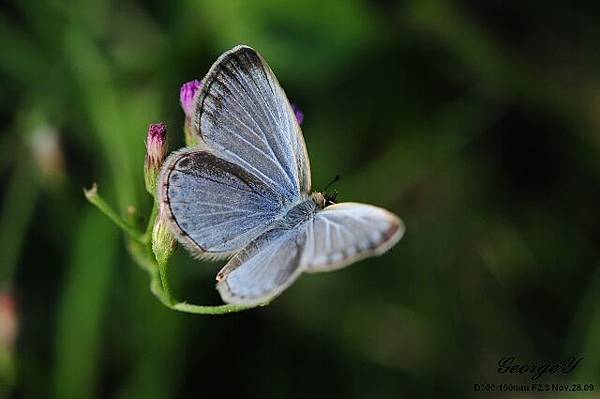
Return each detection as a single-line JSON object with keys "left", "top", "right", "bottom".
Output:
{"left": 324, "top": 190, "right": 338, "bottom": 207}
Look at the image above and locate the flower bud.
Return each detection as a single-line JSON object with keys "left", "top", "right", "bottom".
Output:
{"left": 180, "top": 79, "right": 203, "bottom": 120}
{"left": 0, "top": 291, "right": 18, "bottom": 355}
{"left": 291, "top": 103, "right": 304, "bottom": 125}
{"left": 183, "top": 120, "right": 198, "bottom": 147}
{"left": 144, "top": 122, "right": 168, "bottom": 194}
{"left": 180, "top": 80, "right": 203, "bottom": 147}
{"left": 152, "top": 205, "right": 176, "bottom": 265}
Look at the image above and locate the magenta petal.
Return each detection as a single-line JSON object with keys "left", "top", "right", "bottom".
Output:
{"left": 291, "top": 103, "right": 304, "bottom": 125}
{"left": 180, "top": 79, "right": 203, "bottom": 118}
{"left": 146, "top": 122, "right": 167, "bottom": 164}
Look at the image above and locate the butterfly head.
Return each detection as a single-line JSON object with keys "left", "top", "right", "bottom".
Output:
{"left": 312, "top": 174, "right": 341, "bottom": 209}
{"left": 324, "top": 190, "right": 338, "bottom": 206}
{"left": 311, "top": 191, "right": 337, "bottom": 209}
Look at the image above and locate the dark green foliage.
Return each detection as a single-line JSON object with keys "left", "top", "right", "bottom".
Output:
{"left": 1, "top": 1, "right": 600, "bottom": 398}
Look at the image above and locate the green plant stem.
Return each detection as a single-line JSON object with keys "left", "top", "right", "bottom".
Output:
{"left": 157, "top": 257, "right": 174, "bottom": 306}
{"left": 144, "top": 201, "right": 159, "bottom": 241}
{"left": 171, "top": 301, "right": 262, "bottom": 315}
{"left": 127, "top": 240, "right": 156, "bottom": 274}
{"left": 84, "top": 183, "right": 145, "bottom": 244}
{"left": 87, "top": 184, "right": 264, "bottom": 315}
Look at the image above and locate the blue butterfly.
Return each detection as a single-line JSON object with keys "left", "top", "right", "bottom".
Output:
{"left": 158, "top": 45, "right": 404, "bottom": 305}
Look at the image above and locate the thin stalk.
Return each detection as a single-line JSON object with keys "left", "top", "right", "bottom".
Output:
{"left": 84, "top": 183, "right": 144, "bottom": 244}
{"left": 157, "top": 257, "right": 174, "bottom": 306}
{"left": 171, "top": 301, "right": 262, "bottom": 315}
{"left": 144, "top": 200, "right": 159, "bottom": 243}
{"left": 87, "top": 184, "right": 265, "bottom": 314}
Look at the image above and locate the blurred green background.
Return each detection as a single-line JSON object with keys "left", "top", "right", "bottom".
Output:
{"left": 1, "top": 0, "right": 600, "bottom": 398}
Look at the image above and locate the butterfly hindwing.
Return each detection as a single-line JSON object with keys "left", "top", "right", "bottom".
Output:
{"left": 160, "top": 45, "right": 405, "bottom": 304}
{"left": 215, "top": 202, "right": 404, "bottom": 304}
{"left": 159, "top": 148, "right": 282, "bottom": 257}
{"left": 216, "top": 226, "right": 306, "bottom": 305}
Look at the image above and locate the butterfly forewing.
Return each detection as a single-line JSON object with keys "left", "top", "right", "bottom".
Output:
{"left": 303, "top": 203, "right": 405, "bottom": 272}
{"left": 160, "top": 45, "right": 405, "bottom": 305}
{"left": 160, "top": 45, "right": 312, "bottom": 257}
{"left": 215, "top": 202, "right": 404, "bottom": 304}
{"left": 192, "top": 45, "right": 311, "bottom": 200}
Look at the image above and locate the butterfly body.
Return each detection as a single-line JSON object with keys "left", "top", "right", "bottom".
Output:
{"left": 159, "top": 45, "right": 404, "bottom": 305}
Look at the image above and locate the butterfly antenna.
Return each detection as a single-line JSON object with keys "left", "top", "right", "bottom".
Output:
{"left": 330, "top": 189, "right": 339, "bottom": 202}
{"left": 323, "top": 174, "right": 341, "bottom": 192}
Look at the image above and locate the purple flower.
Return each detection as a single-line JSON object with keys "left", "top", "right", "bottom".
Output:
{"left": 291, "top": 103, "right": 304, "bottom": 125}
{"left": 146, "top": 122, "right": 168, "bottom": 164}
{"left": 180, "top": 80, "right": 203, "bottom": 119}
{"left": 145, "top": 122, "right": 168, "bottom": 193}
